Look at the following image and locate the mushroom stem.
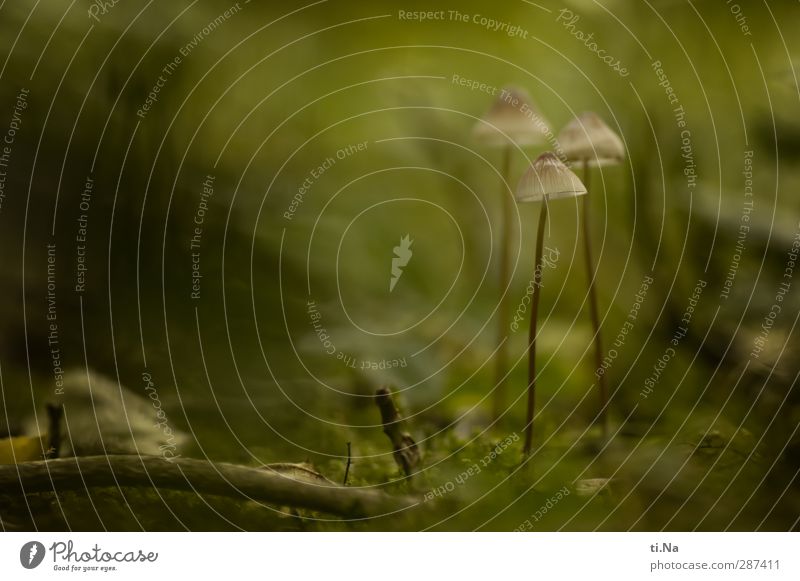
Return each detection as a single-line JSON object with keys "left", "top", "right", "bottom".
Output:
{"left": 581, "top": 160, "right": 608, "bottom": 439}
{"left": 523, "top": 196, "right": 549, "bottom": 457}
{"left": 493, "top": 145, "right": 513, "bottom": 421}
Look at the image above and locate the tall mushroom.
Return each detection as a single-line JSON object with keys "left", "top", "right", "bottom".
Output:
{"left": 557, "top": 112, "right": 624, "bottom": 439}
{"left": 473, "top": 86, "right": 551, "bottom": 421}
{"left": 516, "top": 152, "right": 587, "bottom": 457}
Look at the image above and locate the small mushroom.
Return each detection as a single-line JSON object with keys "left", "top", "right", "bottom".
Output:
{"left": 517, "top": 151, "right": 588, "bottom": 202}
{"left": 473, "top": 86, "right": 551, "bottom": 149}
{"left": 517, "top": 153, "right": 586, "bottom": 456}
{"left": 557, "top": 112, "right": 626, "bottom": 440}
{"left": 558, "top": 111, "right": 624, "bottom": 167}
{"left": 473, "top": 87, "right": 552, "bottom": 422}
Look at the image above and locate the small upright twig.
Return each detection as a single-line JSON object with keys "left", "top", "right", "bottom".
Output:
{"left": 374, "top": 387, "right": 419, "bottom": 476}
{"left": 45, "top": 403, "right": 63, "bottom": 459}
{"left": 343, "top": 442, "right": 352, "bottom": 486}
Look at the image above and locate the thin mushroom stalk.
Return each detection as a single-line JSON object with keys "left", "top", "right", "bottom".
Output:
{"left": 516, "top": 152, "right": 587, "bottom": 457}
{"left": 494, "top": 145, "right": 513, "bottom": 421}
{"left": 557, "top": 112, "right": 625, "bottom": 439}
{"left": 524, "top": 195, "right": 548, "bottom": 456}
{"left": 581, "top": 161, "right": 608, "bottom": 439}
{"left": 473, "top": 86, "right": 552, "bottom": 422}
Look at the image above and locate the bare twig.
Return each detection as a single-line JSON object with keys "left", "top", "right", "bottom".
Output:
{"left": 343, "top": 442, "right": 352, "bottom": 486}
{"left": 0, "top": 455, "right": 415, "bottom": 518}
{"left": 374, "top": 387, "right": 419, "bottom": 476}
{"left": 45, "top": 403, "right": 63, "bottom": 459}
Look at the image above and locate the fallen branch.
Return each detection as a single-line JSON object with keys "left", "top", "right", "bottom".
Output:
{"left": 375, "top": 387, "right": 420, "bottom": 476}
{"left": 0, "top": 455, "right": 415, "bottom": 519}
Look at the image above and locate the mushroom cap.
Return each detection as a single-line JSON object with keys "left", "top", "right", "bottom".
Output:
{"left": 557, "top": 111, "right": 625, "bottom": 166}
{"left": 516, "top": 152, "right": 587, "bottom": 202}
{"left": 473, "top": 86, "right": 552, "bottom": 148}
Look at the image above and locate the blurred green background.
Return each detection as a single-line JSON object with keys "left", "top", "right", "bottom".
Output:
{"left": 0, "top": 0, "right": 799, "bottom": 530}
